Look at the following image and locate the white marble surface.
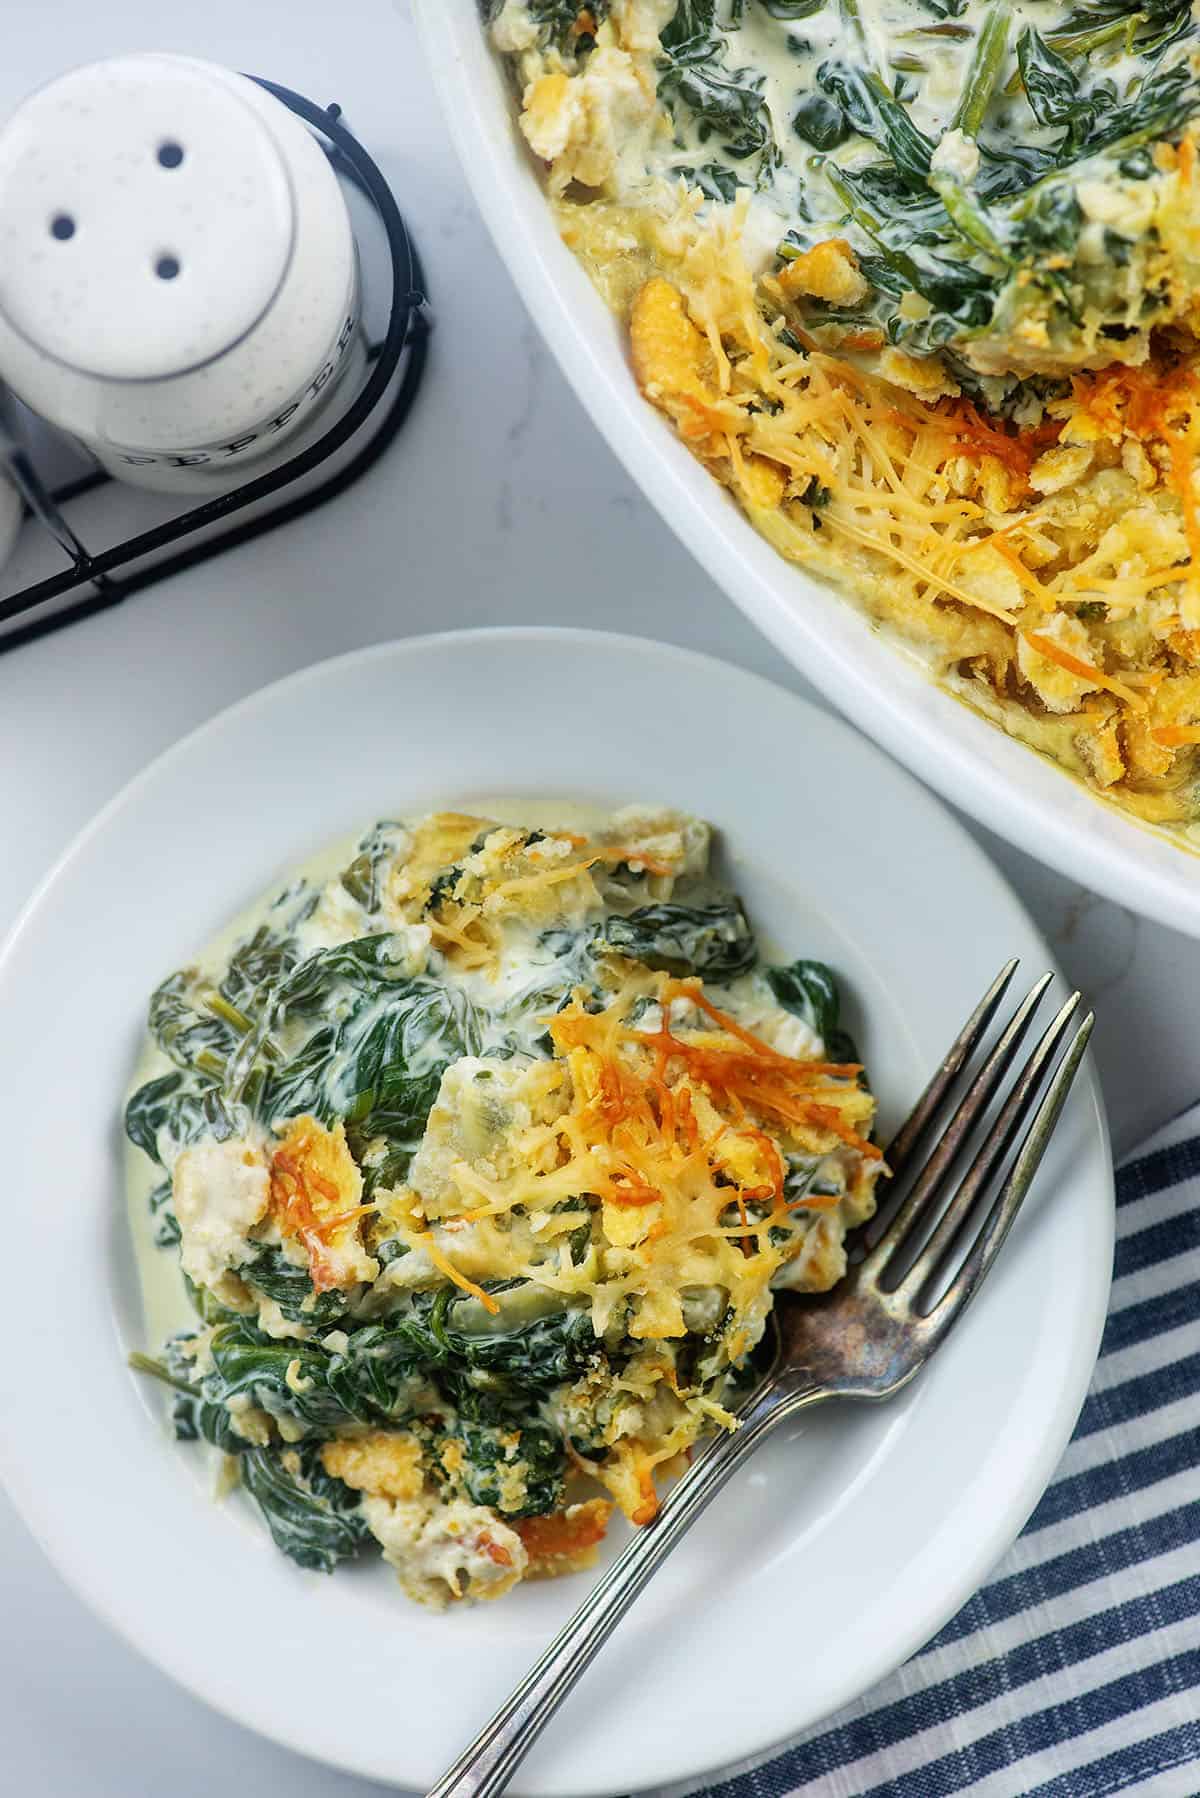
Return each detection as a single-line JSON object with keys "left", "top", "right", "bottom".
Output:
{"left": 0, "top": 2, "right": 1196, "bottom": 1794}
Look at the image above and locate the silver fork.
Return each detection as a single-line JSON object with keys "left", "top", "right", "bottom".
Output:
{"left": 428, "top": 962, "right": 1095, "bottom": 1798}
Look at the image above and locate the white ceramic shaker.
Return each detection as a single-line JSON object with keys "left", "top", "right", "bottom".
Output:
{"left": 0, "top": 53, "right": 363, "bottom": 494}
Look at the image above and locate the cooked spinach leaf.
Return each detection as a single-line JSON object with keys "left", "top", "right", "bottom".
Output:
{"left": 661, "top": 0, "right": 718, "bottom": 53}
{"left": 677, "top": 159, "right": 744, "bottom": 199}
{"left": 207, "top": 1322, "right": 367, "bottom": 1432}
{"left": 339, "top": 820, "right": 406, "bottom": 913}
{"left": 596, "top": 899, "right": 757, "bottom": 978}
{"left": 270, "top": 934, "right": 442, "bottom": 1015}
{"left": 240, "top": 1443, "right": 370, "bottom": 1572}
{"left": 259, "top": 951, "right": 481, "bottom": 1183}
{"left": 1018, "top": 27, "right": 1092, "bottom": 136}
{"left": 235, "top": 1243, "right": 349, "bottom": 1327}
{"left": 823, "top": 162, "right": 997, "bottom": 339}
{"left": 764, "top": 959, "right": 860, "bottom": 1064}
{"left": 134, "top": 1341, "right": 368, "bottom": 1575}
{"left": 430, "top": 1287, "right": 598, "bottom": 1385}
{"left": 793, "top": 92, "right": 852, "bottom": 150}
{"left": 434, "top": 1416, "right": 566, "bottom": 1517}
{"left": 148, "top": 970, "right": 244, "bottom": 1080}
{"left": 124, "top": 1070, "right": 246, "bottom": 1169}
{"left": 660, "top": 54, "right": 777, "bottom": 164}
{"left": 148, "top": 1177, "right": 180, "bottom": 1249}
{"left": 1048, "top": 0, "right": 1193, "bottom": 59}
{"left": 171, "top": 1390, "right": 243, "bottom": 1452}
{"left": 817, "top": 61, "right": 934, "bottom": 188}
{"left": 659, "top": 0, "right": 780, "bottom": 181}
{"left": 1078, "top": 57, "right": 1200, "bottom": 158}
{"left": 219, "top": 924, "right": 300, "bottom": 1017}
{"left": 125, "top": 1072, "right": 187, "bottom": 1163}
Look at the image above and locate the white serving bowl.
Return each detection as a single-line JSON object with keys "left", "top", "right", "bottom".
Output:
{"left": 416, "top": 1, "right": 1200, "bottom": 936}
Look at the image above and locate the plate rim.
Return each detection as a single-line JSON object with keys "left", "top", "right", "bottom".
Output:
{"left": 0, "top": 627, "right": 1115, "bottom": 1795}
{"left": 414, "top": 0, "right": 1200, "bottom": 939}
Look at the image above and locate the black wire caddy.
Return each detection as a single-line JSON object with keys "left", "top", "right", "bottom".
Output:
{"left": 0, "top": 77, "right": 431, "bottom": 656}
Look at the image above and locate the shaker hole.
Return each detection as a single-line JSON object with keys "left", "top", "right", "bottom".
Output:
{"left": 154, "top": 254, "right": 181, "bottom": 281}
{"left": 49, "top": 213, "right": 75, "bottom": 241}
{"left": 157, "top": 141, "right": 185, "bottom": 169}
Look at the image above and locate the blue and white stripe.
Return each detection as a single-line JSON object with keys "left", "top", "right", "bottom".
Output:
{"left": 651, "top": 1108, "right": 1200, "bottom": 1798}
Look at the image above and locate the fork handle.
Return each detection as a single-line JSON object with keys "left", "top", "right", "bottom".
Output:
{"left": 426, "top": 1372, "right": 828, "bottom": 1798}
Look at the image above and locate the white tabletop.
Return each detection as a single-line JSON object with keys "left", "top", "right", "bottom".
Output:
{"left": 0, "top": 2, "right": 1195, "bottom": 1794}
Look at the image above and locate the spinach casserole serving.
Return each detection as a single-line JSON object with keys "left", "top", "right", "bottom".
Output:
{"left": 490, "top": 1, "right": 1200, "bottom": 830}
{"left": 126, "top": 807, "right": 881, "bottom": 1608}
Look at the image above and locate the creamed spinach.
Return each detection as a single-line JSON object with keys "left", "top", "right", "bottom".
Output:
{"left": 127, "top": 806, "right": 881, "bottom": 1605}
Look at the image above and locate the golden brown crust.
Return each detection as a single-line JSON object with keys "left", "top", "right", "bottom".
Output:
{"left": 321, "top": 1431, "right": 425, "bottom": 1502}
{"left": 516, "top": 1499, "right": 614, "bottom": 1577}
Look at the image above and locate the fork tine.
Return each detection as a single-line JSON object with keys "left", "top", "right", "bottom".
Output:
{"left": 895, "top": 990, "right": 1082, "bottom": 1302}
{"left": 883, "top": 958, "right": 1019, "bottom": 1185}
{"left": 860, "top": 971, "right": 1053, "bottom": 1272}
{"left": 922, "top": 1012, "right": 1095, "bottom": 1331}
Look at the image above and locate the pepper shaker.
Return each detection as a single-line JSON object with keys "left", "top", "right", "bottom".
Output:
{"left": 0, "top": 53, "right": 364, "bottom": 494}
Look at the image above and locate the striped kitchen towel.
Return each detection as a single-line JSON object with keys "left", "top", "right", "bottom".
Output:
{"left": 649, "top": 1103, "right": 1200, "bottom": 1798}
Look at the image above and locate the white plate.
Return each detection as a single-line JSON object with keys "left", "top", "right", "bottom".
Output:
{"left": 0, "top": 629, "right": 1111, "bottom": 1796}
{"left": 416, "top": 1, "right": 1200, "bottom": 937}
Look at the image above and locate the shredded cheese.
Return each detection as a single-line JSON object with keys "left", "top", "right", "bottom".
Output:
{"left": 1023, "top": 632, "right": 1148, "bottom": 710}
{"left": 386, "top": 972, "right": 881, "bottom": 1348}
{"left": 270, "top": 1118, "right": 377, "bottom": 1293}
{"left": 610, "top": 203, "right": 1200, "bottom": 817}
{"left": 421, "top": 1234, "right": 502, "bottom": 1314}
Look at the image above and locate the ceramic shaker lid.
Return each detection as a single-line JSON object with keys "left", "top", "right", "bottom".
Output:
{"left": 0, "top": 53, "right": 296, "bottom": 381}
